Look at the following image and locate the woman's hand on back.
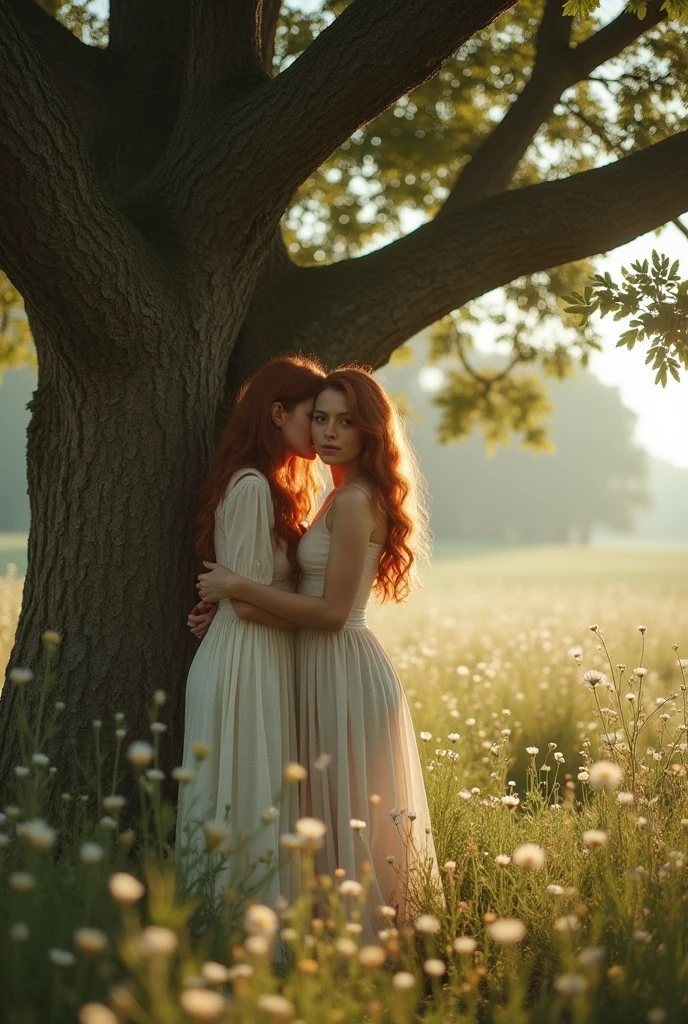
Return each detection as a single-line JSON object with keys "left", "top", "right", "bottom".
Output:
{"left": 187, "top": 600, "right": 217, "bottom": 639}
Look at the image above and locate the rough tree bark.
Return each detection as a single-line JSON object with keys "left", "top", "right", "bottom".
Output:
{"left": 0, "top": 0, "right": 517, "bottom": 783}
{"left": 0, "top": 0, "right": 686, "bottom": 791}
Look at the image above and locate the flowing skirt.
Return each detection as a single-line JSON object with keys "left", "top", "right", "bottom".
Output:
{"left": 295, "top": 624, "right": 440, "bottom": 937}
{"left": 176, "top": 604, "right": 299, "bottom": 910}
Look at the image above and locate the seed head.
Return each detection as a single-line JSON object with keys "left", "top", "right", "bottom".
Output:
{"left": 255, "top": 994, "right": 295, "bottom": 1020}
{"left": 108, "top": 873, "right": 145, "bottom": 904}
{"left": 512, "top": 843, "right": 545, "bottom": 870}
{"left": 453, "top": 936, "right": 477, "bottom": 955}
{"left": 588, "top": 760, "right": 623, "bottom": 791}
{"left": 74, "top": 928, "right": 108, "bottom": 954}
{"left": 78, "top": 1005, "right": 118, "bottom": 1024}
{"left": 284, "top": 762, "right": 307, "bottom": 783}
{"left": 415, "top": 914, "right": 440, "bottom": 935}
{"left": 179, "top": 988, "right": 226, "bottom": 1021}
{"left": 127, "top": 742, "right": 153, "bottom": 769}
{"left": 9, "top": 668, "right": 33, "bottom": 687}
{"left": 583, "top": 830, "right": 607, "bottom": 849}
{"left": 244, "top": 904, "right": 279, "bottom": 938}
{"left": 358, "top": 945, "right": 386, "bottom": 967}
{"left": 487, "top": 918, "right": 526, "bottom": 945}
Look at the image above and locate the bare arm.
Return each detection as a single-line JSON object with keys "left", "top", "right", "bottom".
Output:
{"left": 198, "top": 489, "right": 377, "bottom": 631}
{"left": 231, "top": 599, "right": 299, "bottom": 630}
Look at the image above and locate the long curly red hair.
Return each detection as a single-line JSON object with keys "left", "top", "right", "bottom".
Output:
{"left": 196, "top": 356, "right": 326, "bottom": 575}
{"left": 320, "top": 366, "right": 430, "bottom": 603}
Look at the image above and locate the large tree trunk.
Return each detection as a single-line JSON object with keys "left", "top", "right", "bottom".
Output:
{"left": 0, "top": 291, "right": 250, "bottom": 786}
{"left": 1, "top": 0, "right": 688, "bottom": 793}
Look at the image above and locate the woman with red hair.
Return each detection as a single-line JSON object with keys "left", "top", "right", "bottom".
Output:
{"left": 199, "top": 367, "right": 440, "bottom": 935}
{"left": 177, "top": 355, "right": 325, "bottom": 911}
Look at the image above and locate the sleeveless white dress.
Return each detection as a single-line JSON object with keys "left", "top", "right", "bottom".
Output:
{"left": 295, "top": 490, "right": 439, "bottom": 936}
{"left": 176, "top": 468, "right": 299, "bottom": 909}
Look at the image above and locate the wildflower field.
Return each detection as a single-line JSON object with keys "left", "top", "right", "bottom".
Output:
{"left": 1, "top": 544, "right": 688, "bottom": 1024}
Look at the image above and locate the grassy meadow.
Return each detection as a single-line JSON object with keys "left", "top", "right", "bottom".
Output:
{"left": 1, "top": 545, "right": 688, "bottom": 1023}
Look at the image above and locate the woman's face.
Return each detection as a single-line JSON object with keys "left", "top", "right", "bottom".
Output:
{"left": 276, "top": 398, "right": 317, "bottom": 460}
{"left": 311, "top": 388, "right": 365, "bottom": 466}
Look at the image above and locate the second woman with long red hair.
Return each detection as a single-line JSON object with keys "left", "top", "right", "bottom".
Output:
{"left": 199, "top": 367, "right": 441, "bottom": 936}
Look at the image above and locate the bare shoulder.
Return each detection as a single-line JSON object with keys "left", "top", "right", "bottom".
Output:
{"left": 330, "top": 485, "right": 379, "bottom": 532}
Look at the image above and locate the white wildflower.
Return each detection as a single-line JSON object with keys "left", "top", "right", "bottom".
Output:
{"left": 588, "top": 761, "right": 623, "bottom": 791}
{"left": 512, "top": 843, "right": 546, "bottom": 870}
{"left": 244, "top": 904, "right": 279, "bottom": 938}
{"left": 180, "top": 988, "right": 226, "bottom": 1020}
{"left": 582, "top": 670, "right": 608, "bottom": 690}
{"left": 49, "top": 948, "right": 76, "bottom": 968}
{"left": 554, "top": 974, "right": 587, "bottom": 995}
{"left": 108, "top": 873, "right": 145, "bottom": 904}
{"left": 487, "top": 918, "right": 526, "bottom": 945}
{"left": 582, "top": 830, "right": 607, "bottom": 849}
{"left": 79, "top": 842, "right": 105, "bottom": 864}
{"left": 126, "top": 742, "right": 154, "bottom": 768}
{"left": 415, "top": 914, "right": 440, "bottom": 935}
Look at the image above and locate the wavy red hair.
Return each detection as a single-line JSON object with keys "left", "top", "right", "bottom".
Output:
{"left": 196, "top": 356, "right": 326, "bottom": 575}
{"left": 320, "top": 366, "right": 430, "bottom": 603}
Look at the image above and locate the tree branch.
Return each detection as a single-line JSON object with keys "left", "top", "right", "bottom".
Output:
{"left": 674, "top": 216, "right": 688, "bottom": 242}
{"left": 454, "top": 332, "right": 524, "bottom": 387}
{"left": 267, "top": 0, "right": 516, "bottom": 199}
{"left": 108, "top": 0, "right": 190, "bottom": 57}
{"left": 0, "top": 0, "right": 160, "bottom": 347}
{"left": 185, "top": 0, "right": 268, "bottom": 98}
{"left": 443, "top": 0, "right": 667, "bottom": 213}
{"left": 270, "top": 130, "right": 688, "bottom": 368}
{"left": 563, "top": 98, "right": 688, "bottom": 249}
{"left": 148, "top": 0, "right": 516, "bottom": 258}
{"left": 5, "top": 0, "right": 110, "bottom": 136}
{"left": 260, "top": 0, "right": 282, "bottom": 72}
{"left": 570, "top": 0, "right": 666, "bottom": 79}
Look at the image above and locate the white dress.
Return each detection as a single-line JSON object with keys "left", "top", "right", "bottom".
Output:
{"left": 176, "top": 468, "right": 299, "bottom": 909}
{"left": 295, "top": 492, "right": 440, "bottom": 937}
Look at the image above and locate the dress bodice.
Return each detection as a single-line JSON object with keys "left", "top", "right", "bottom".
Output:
{"left": 296, "top": 513, "right": 383, "bottom": 628}
{"left": 213, "top": 470, "right": 295, "bottom": 621}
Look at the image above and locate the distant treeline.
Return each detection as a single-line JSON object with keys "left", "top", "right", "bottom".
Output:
{"left": 377, "top": 351, "right": 688, "bottom": 545}
{"left": 1, "top": 362, "right": 687, "bottom": 544}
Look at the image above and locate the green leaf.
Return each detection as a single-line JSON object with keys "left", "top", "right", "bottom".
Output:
{"left": 627, "top": 0, "right": 648, "bottom": 18}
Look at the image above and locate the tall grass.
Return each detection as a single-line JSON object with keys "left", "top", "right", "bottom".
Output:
{"left": 1, "top": 546, "right": 687, "bottom": 1023}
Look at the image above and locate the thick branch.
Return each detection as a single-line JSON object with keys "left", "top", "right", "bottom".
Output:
{"left": 571, "top": 1, "right": 666, "bottom": 79}
{"left": 148, "top": 0, "right": 516, "bottom": 259}
{"left": 6, "top": 0, "right": 109, "bottom": 136}
{"left": 444, "top": 0, "right": 667, "bottom": 213}
{"left": 185, "top": 0, "right": 267, "bottom": 97}
{"left": 269, "top": 130, "right": 688, "bottom": 368}
{"left": 108, "top": 0, "right": 189, "bottom": 56}
{"left": 260, "top": 0, "right": 282, "bottom": 72}
{"left": 267, "top": 0, "right": 516, "bottom": 198}
{"left": 0, "top": 0, "right": 161, "bottom": 348}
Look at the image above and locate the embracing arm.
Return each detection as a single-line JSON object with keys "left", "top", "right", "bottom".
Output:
{"left": 231, "top": 600, "right": 299, "bottom": 630}
{"left": 199, "top": 489, "right": 376, "bottom": 631}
